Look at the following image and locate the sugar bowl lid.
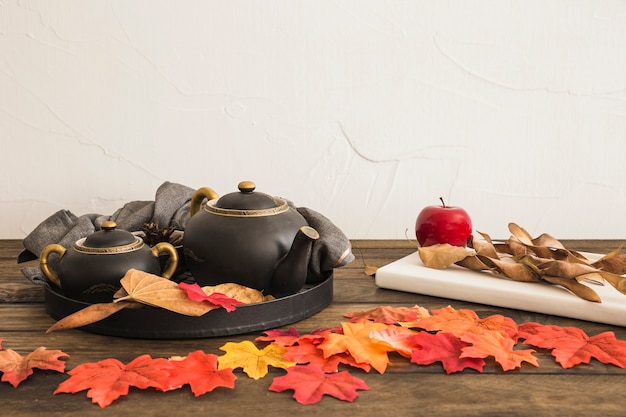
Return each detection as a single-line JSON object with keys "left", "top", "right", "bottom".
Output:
{"left": 76, "top": 221, "right": 144, "bottom": 253}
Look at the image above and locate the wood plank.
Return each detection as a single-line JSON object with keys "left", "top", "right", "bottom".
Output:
{"left": 1, "top": 368, "right": 626, "bottom": 417}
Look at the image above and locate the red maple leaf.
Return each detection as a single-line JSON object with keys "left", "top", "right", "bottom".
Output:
{"left": 0, "top": 346, "right": 69, "bottom": 387}
{"left": 518, "top": 322, "right": 626, "bottom": 369}
{"left": 283, "top": 339, "right": 371, "bottom": 373}
{"left": 54, "top": 354, "right": 173, "bottom": 408}
{"left": 460, "top": 330, "right": 538, "bottom": 371}
{"left": 166, "top": 350, "right": 236, "bottom": 396}
{"left": 255, "top": 327, "right": 301, "bottom": 346}
{"left": 409, "top": 331, "right": 485, "bottom": 374}
{"left": 413, "top": 306, "right": 518, "bottom": 338}
{"left": 297, "top": 327, "right": 344, "bottom": 344}
{"left": 345, "top": 305, "right": 429, "bottom": 324}
{"left": 269, "top": 365, "right": 370, "bottom": 404}
{"left": 178, "top": 282, "right": 242, "bottom": 312}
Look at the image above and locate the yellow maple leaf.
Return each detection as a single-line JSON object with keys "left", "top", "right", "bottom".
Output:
{"left": 217, "top": 341, "right": 295, "bottom": 380}
{"left": 317, "top": 320, "right": 395, "bottom": 374}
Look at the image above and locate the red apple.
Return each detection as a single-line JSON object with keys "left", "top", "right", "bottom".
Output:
{"left": 415, "top": 198, "right": 472, "bottom": 247}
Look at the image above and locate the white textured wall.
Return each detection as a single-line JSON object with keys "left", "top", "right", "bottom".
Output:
{"left": 1, "top": 0, "right": 625, "bottom": 240}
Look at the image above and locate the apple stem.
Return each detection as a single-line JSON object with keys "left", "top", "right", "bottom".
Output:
{"left": 439, "top": 197, "right": 446, "bottom": 208}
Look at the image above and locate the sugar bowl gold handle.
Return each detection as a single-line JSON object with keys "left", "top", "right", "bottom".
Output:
{"left": 40, "top": 244, "right": 66, "bottom": 288}
{"left": 151, "top": 242, "right": 179, "bottom": 279}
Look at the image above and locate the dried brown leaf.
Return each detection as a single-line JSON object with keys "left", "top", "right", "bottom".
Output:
{"left": 364, "top": 265, "right": 379, "bottom": 276}
{"left": 418, "top": 244, "right": 474, "bottom": 269}
{"left": 115, "top": 269, "right": 218, "bottom": 316}
{"left": 201, "top": 283, "right": 265, "bottom": 304}
{"left": 46, "top": 301, "right": 142, "bottom": 333}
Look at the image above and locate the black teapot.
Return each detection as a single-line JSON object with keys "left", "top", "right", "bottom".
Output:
{"left": 40, "top": 221, "right": 178, "bottom": 303}
{"left": 183, "top": 181, "right": 319, "bottom": 298}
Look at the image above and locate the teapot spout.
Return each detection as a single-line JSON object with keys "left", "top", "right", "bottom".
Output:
{"left": 271, "top": 226, "right": 320, "bottom": 298}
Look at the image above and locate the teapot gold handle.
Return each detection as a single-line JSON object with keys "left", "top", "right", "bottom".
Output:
{"left": 189, "top": 187, "right": 219, "bottom": 217}
{"left": 40, "top": 244, "right": 66, "bottom": 289}
{"left": 151, "top": 242, "right": 179, "bottom": 279}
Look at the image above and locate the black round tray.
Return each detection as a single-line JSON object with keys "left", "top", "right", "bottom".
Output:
{"left": 44, "top": 276, "right": 333, "bottom": 339}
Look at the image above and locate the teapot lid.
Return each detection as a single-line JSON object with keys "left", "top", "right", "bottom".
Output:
{"left": 213, "top": 181, "right": 284, "bottom": 211}
{"left": 77, "top": 221, "right": 144, "bottom": 252}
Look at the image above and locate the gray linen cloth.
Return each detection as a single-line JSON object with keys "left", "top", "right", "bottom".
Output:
{"left": 20, "top": 181, "right": 354, "bottom": 285}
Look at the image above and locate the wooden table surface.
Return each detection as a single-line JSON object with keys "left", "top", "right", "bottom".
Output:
{"left": 2, "top": 239, "right": 626, "bottom": 417}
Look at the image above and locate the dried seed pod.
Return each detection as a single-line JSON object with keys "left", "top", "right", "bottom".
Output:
{"left": 540, "top": 276, "right": 601, "bottom": 303}
{"left": 537, "top": 260, "right": 599, "bottom": 280}
{"left": 476, "top": 255, "right": 542, "bottom": 283}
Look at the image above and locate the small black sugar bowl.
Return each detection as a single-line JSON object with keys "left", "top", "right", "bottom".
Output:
{"left": 40, "top": 221, "right": 178, "bottom": 303}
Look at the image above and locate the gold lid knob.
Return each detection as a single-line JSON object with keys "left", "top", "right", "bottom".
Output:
{"left": 238, "top": 181, "right": 256, "bottom": 193}
{"left": 101, "top": 221, "right": 117, "bottom": 230}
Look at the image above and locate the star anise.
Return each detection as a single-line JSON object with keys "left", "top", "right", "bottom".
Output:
{"left": 140, "top": 222, "right": 177, "bottom": 247}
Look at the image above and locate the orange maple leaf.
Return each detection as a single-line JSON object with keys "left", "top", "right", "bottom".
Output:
{"left": 166, "top": 350, "right": 236, "bottom": 396}
{"left": 460, "top": 330, "right": 538, "bottom": 371}
{"left": 269, "top": 365, "right": 370, "bottom": 405}
{"left": 283, "top": 339, "right": 371, "bottom": 373}
{"left": 412, "top": 306, "right": 518, "bottom": 338}
{"left": 218, "top": 341, "right": 295, "bottom": 380}
{"left": 54, "top": 354, "right": 173, "bottom": 408}
{"left": 369, "top": 327, "right": 418, "bottom": 358}
{"left": 317, "top": 320, "right": 395, "bottom": 373}
{"left": 518, "top": 322, "right": 626, "bottom": 369}
{"left": 345, "top": 305, "right": 430, "bottom": 324}
{"left": 0, "top": 346, "right": 69, "bottom": 388}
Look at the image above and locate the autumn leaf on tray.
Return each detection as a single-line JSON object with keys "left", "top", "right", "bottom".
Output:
{"left": 460, "top": 330, "right": 538, "bottom": 371}
{"left": 412, "top": 306, "right": 518, "bottom": 339}
{"left": 517, "top": 322, "right": 626, "bottom": 369}
{"left": 46, "top": 301, "right": 142, "bottom": 334}
{"left": 114, "top": 269, "right": 219, "bottom": 316}
{"left": 269, "top": 365, "right": 370, "bottom": 405}
{"left": 409, "top": 331, "right": 485, "bottom": 374}
{"left": 178, "top": 282, "right": 243, "bottom": 312}
{"left": 201, "top": 282, "right": 268, "bottom": 303}
{"left": 0, "top": 346, "right": 69, "bottom": 387}
{"left": 218, "top": 341, "right": 295, "bottom": 380}
{"left": 166, "top": 350, "right": 236, "bottom": 396}
{"left": 344, "top": 305, "right": 430, "bottom": 325}
{"left": 54, "top": 354, "right": 173, "bottom": 408}
{"left": 317, "top": 320, "right": 396, "bottom": 374}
